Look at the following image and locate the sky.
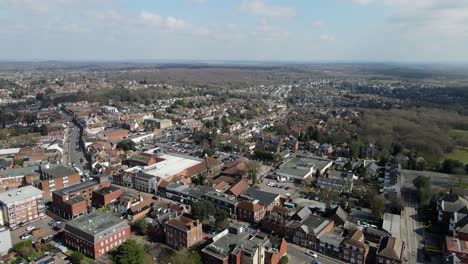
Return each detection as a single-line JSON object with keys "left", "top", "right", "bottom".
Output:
{"left": 0, "top": 0, "right": 467, "bottom": 62}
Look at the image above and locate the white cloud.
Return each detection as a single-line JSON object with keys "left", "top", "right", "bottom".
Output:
{"left": 240, "top": 0, "right": 296, "bottom": 18}
{"left": 312, "top": 20, "right": 325, "bottom": 28}
{"left": 319, "top": 34, "right": 335, "bottom": 41}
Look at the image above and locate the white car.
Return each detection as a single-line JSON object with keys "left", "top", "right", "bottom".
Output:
{"left": 306, "top": 251, "right": 318, "bottom": 258}
{"left": 26, "top": 226, "right": 35, "bottom": 231}
{"left": 20, "top": 233, "right": 31, "bottom": 240}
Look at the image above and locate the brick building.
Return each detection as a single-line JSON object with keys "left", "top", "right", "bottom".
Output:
{"left": 236, "top": 200, "right": 266, "bottom": 223}
{"left": 39, "top": 165, "right": 81, "bottom": 198}
{"left": 165, "top": 215, "right": 202, "bottom": 250}
{"left": 341, "top": 229, "right": 369, "bottom": 264}
{"left": 0, "top": 186, "right": 45, "bottom": 228}
{"left": 286, "top": 215, "right": 334, "bottom": 251}
{"left": 92, "top": 185, "right": 122, "bottom": 208}
{"left": 52, "top": 178, "right": 111, "bottom": 220}
{"left": 63, "top": 211, "right": 131, "bottom": 259}
{"left": 445, "top": 236, "right": 468, "bottom": 263}
{"left": 101, "top": 128, "right": 129, "bottom": 142}
{"left": 376, "top": 236, "right": 404, "bottom": 264}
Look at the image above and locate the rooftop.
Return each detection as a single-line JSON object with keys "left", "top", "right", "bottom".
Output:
{"left": 0, "top": 165, "right": 40, "bottom": 178}
{"left": 276, "top": 155, "right": 332, "bottom": 179}
{"left": 54, "top": 180, "right": 99, "bottom": 196}
{"left": 0, "top": 186, "right": 43, "bottom": 204}
{"left": 64, "top": 211, "right": 128, "bottom": 243}
{"left": 382, "top": 213, "right": 400, "bottom": 237}
{"left": 94, "top": 185, "right": 120, "bottom": 195}
{"left": 42, "top": 165, "right": 76, "bottom": 179}
{"left": 142, "top": 153, "right": 202, "bottom": 179}
{"left": 241, "top": 188, "right": 279, "bottom": 207}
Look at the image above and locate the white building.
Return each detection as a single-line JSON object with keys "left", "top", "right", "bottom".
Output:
{"left": 0, "top": 226, "right": 12, "bottom": 256}
{"left": 0, "top": 186, "right": 45, "bottom": 227}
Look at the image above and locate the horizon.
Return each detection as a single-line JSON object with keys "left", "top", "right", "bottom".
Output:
{"left": 1, "top": 0, "right": 467, "bottom": 63}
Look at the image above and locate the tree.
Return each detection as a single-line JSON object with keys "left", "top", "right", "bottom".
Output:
{"left": 168, "top": 248, "right": 202, "bottom": 264}
{"left": 69, "top": 251, "right": 85, "bottom": 264}
{"left": 134, "top": 219, "right": 148, "bottom": 236}
{"left": 315, "top": 168, "right": 321, "bottom": 178}
{"left": 115, "top": 240, "right": 145, "bottom": 264}
{"left": 441, "top": 159, "right": 465, "bottom": 174}
{"left": 116, "top": 139, "right": 137, "bottom": 151}
{"left": 13, "top": 239, "right": 34, "bottom": 258}
{"left": 371, "top": 195, "right": 385, "bottom": 220}
{"left": 278, "top": 255, "right": 289, "bottom": 264}
{"left": 214, "top": 209, "right": 229, "bottom": 230}
{"left": 40, "top": 124, "right": 48, "bottom": 136}
{"left": 247, "top": 161, "right": 261, "bottom": 186}
{"left": 191, "top": 201, "right": 216, "bottom": 221}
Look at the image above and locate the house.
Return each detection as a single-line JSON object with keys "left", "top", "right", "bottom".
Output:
{"left": 92, "top": 185, "right": 122, "bottom": 208}
{"left": 237, "top": 200, "right": 266, "bottom": 223}
{"left": 286, "top": 215, "right": 334, "bottom": 250}
{"left": 201, "top": 224, "right": 287, "bottom": 264}
{"left": 445, "top": 236, "right": 468, "bottom": 264}
{"left": 240, "top": 188, "right": 281, "bottom": 212}
{"left": 341, "top": 229, "right": 369, "bottom": 264}
{"left": 124, "top": 153, "right": 157, "bottom": 167}
{"left": 165, "top": 215, "right": 202, "bottom": 250}
{"left": 275, "top": 155, "right": 333, "bottom": 183}
{"left": 134, "top": 172, "right": 157, "bottom": 194}
{"left": 326, "top": 206, "right": 348, "bottom": 226}
{"left": 225, "top": 179, "right": 250, "bottom": 198}
{"left": 222, "top": 160, "right": 250, "bottom": 178}
{"left": 437, "top": 192, "right": 468, "bottom": 237}
{"left": 376, "top": 236, "right": 404, "bottom": 264}
{"left": 318, "top": 231, "right": 344, "bottom": 259}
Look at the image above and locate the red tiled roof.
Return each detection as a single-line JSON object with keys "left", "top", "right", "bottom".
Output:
{"left": 226, "top": 179, "right": 250, "bottom": 197}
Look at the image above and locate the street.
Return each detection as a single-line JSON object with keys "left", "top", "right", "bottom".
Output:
{"left": 61, "top": 111, "right": 88, "bottom": 172}
{"left": 287, "top": 243, "right": 347, "bottom": 264}
{"left": 401, "top": 188, "right": 424, "bottom": 263}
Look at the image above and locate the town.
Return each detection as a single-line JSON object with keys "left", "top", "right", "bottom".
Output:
{"left": 1, "top": 62, "right": 468, "bottom": 264}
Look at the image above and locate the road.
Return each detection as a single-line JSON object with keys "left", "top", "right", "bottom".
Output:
{"left": 61, "top": 111, "right": 88, "bottom": 172}
{"left": 401, "top": 188, "right": 424, "bottom": 263}
{"left": 287, "top": 243, "right": 347, "bottom": 264}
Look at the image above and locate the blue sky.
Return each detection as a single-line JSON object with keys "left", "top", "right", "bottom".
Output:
{"left": 0, "top": 0, "right": 467, "bottom": 62}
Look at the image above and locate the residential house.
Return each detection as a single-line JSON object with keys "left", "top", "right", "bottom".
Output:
{"left": 376, "top": 236, "right": 404, "bottom": 264}
{"left": 165, "top": 215, "right": 202, "bottom": 250}
{"left": 341, "top": 229, "right": 369, "bottom": 264}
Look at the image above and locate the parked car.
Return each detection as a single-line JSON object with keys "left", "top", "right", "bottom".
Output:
{"left": 20, "top": 233, "right": 31, "bottom": 240}
{"left": 306, "top": 251, "right": 318, "bottom": 258}
{"left": 26, "top": 226, "right": 35, "bottom": 231}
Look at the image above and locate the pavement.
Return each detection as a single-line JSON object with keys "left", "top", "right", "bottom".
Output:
{"left": 10, "top": 215, "right": 58, "bottom": 244}
{"left": 257, "top": 177, "right": 301, "bottom": 198}
{"left": 287, "top": 243, "right": 347, "bottom": 264}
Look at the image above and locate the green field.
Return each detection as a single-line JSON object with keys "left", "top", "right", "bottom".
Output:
{"left": 446, "top": 147, "right": 468, "bottom": 164}
{"left": 449, "top": 129, "right": 468, "bottom": 142}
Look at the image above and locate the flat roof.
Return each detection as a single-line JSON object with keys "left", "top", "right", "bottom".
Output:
{"left": 0, "top": 185, "right": 43, "bottom": 204}
{"left": 54, "top": 180, "right": 99, "bottom": 196}
{"left": 42, "top": 165, "right": 76, "bottom": 179}
{"left": 64, "top": 211, "right": 128, "bottom": 243}
{"left": 383, "top": 213, "right": 400, "bottom": 237}
{"left": 0, "top": 165, "right": 40, "bottom": 178}
{"left": 0, "top": 148, "right": 21, "bottom": 156}
{"left": 276, "top": 155, "right": 332, "bottom": 179}
{"left": 143, "top": 153, "right": 202, "bottom": 179}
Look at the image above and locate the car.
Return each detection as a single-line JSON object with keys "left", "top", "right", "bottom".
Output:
{"left": 306, "top": 251, "right": 318, "bottom": 258}
{"left": 48, "top": 220, "right": 56, "bottom": 226}
{"left": 20, "top": 233, "right": 31, "bottom": 240}
{"left": 313, "top": 260, "right": 322, "bottom": 264}
{"left": 26, "top": 226, "right": 35, "bottom": 231}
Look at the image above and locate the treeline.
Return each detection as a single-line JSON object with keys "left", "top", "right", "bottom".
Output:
{"left": 352, "top": 108, "right": 468, "bottom": 166}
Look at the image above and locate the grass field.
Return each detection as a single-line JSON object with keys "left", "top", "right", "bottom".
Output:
{"left": 449, "top": 129, "right": 468, "bottom": 142}
{"left": 446, "top": 147, "right": 468, "bottom": 164}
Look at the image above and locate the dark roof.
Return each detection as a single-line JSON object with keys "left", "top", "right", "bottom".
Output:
{"left": 64, "top": 196, "right": 86, "bottom": 205}
{"left": 94, "top": 185, "right": 121, "bottom": 195}
{"left": 444, "top": 253, "right": 462, "bottom": 264}
{"left": 136, "top": 172, "right": 155, "bottom": 180}
{"left": 330, "top": 206, "right": 348, "bottom": 222}
{"left": 42, "top": 165, "right": 76, "bottom": 179}
{"left": 363, "top": 227, "right": 389, "bottom": 238}
{"left": 293, "top": 207, "right": 312, "bottom": 221}
{"left": 54, "top": 180, "right": 99, "bottom": 196}
{"left": 241, "top": 188, "right": 279, "bottom": 207}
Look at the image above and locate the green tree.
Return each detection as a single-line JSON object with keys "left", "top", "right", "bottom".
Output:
{"left": 191, "top": 201, "right": 216, "bottom": 221}
{"left": 371, "top": 195, "right": 385, "bottom": 220}
{"left": 134, "top": 219, "right": 148, "bottom": 236}
{"left": 115, "top": 240, "right": 145, "bottom": 264}
{"left": 214, "top": 209, "right": 229, "bottom": 230}
{"left": 278, "top": 255, "right": 289, "bottom": 264}
{"left": 69, "top": 251, "right": 85, "bottom": 264}
{"left": 116, "top": 139, "right": 137, "bottom": 151}
{"left": 13, "top": 239, "right": 34, "bottom": 258}
{"left": 168, "top": 248, "right": 202, "bottom": 264}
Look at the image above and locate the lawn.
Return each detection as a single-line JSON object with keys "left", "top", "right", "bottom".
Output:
{"left": 446, "top": 147, "right": 468, "bottom": 164}
{"left": 450, "top": 129, "right": 468, "bottom": 146}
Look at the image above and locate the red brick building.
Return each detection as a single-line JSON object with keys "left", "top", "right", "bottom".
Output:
{"left": 92, "top": 185, "right": 122, "bottom": 208}
{"left": 341, "top": 229, "right": 369, "bottom": 264}
{"left": 165, "top": 215, "right": 202, "bottom": 250}
{"left": 286, "top": 215, "right": 334, "bottom": 251}
{"left": 102, "top": 128, "right": 129, "bottom": 142}
{"left": 63, "top": 211, "right": 131, "bottom": 259}
{"left": 39, "top": 165, "right": 81, "bottom": 198}
{"left": 52, "top": 178, "right": 111, "bottom": 220}
{"left": 236, "top": 200, "right": 266, "bottom": 223}
{"left": 123, "top": 153, "right": 158, "bottom": 167}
